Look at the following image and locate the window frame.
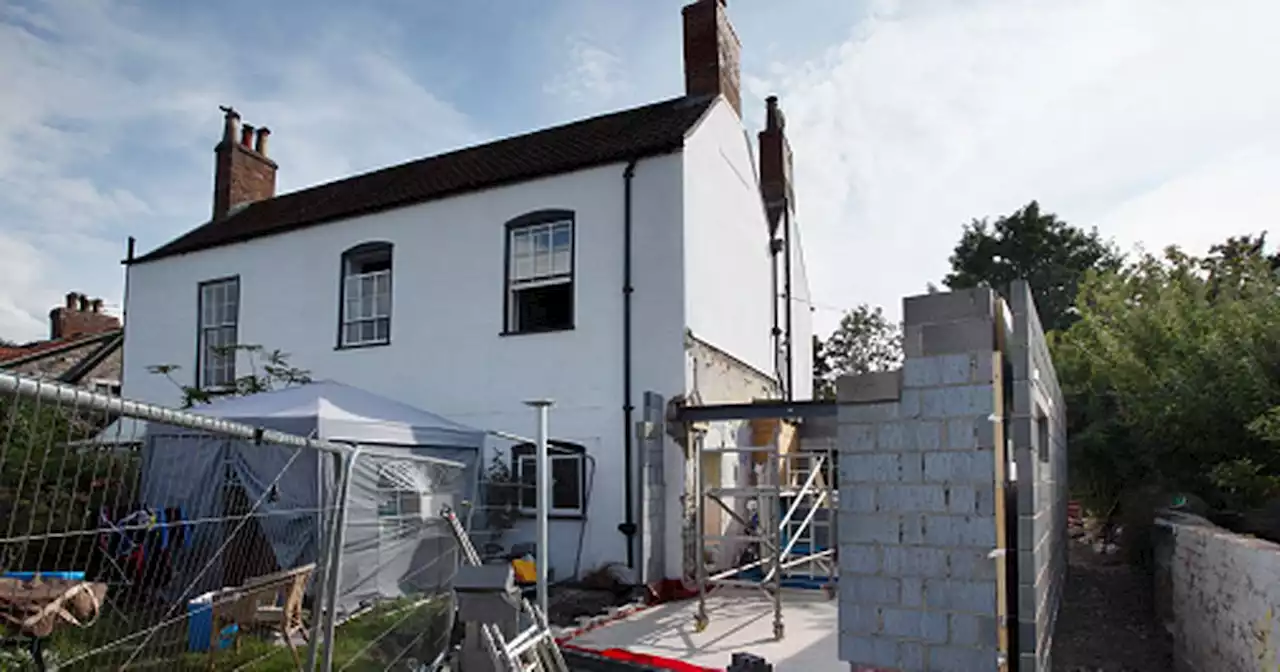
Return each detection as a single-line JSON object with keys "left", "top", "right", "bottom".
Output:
{"left": 337, "top": 242, "right": 394, "bottom": 349}
{"left": 502, "top": 210, "right": 576, "bottom": 335}
{"left": 510, "top": 440, "right": 586, "bottom": 518}
{"left": 195, "top": 276, "right": 240, "bottom": 390}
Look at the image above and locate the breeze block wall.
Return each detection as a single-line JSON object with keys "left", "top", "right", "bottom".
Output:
{"left": 836, "top": 287, "right": 1010, "bottom": 672}
{"left": 1006, "top": 280, "right": 1068, "bottom": 672}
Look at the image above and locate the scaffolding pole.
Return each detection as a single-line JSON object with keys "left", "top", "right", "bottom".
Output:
{"left": 686, "top": 409, "right": 837, "bottom": 641}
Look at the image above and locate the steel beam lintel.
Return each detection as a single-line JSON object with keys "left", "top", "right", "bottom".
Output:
{"left": 674, "top": 400, "right": 837, "bottom": 423}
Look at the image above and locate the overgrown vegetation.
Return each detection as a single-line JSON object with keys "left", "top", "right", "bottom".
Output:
{"left": 147, "top": 344, "right": 312, "bottom": 408}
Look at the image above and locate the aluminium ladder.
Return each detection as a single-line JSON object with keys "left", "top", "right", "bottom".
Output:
{"left": 442, "top": 506, "right": 569, "bottom": 672}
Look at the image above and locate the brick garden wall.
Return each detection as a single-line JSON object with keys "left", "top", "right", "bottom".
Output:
{"left": 1154, "top": 512, "right": 1280, "bottom": 672}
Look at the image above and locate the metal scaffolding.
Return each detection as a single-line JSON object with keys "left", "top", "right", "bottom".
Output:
{"left": 680, "top": 400, "right": 839, "bottom": 640}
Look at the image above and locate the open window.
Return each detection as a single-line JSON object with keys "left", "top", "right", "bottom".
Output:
{"left": 504, "top": 211, "right": 574, "bottom": 334}
{"left": 510, "top": 440, "right": 586, "bottom": 517}
{"left": 339, "top": 242, "right": 393, "bottom": 348}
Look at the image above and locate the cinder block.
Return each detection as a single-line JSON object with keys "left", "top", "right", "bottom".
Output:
{"left": 840, "top": 511, "right": 900, "bottom": 545}
{"left": 902, "top": 577, "right": 924, "bottom": 607}
{"left": 921, "top": 515, "right": 997, "bottom": 548}
{"left": 924, "top": 451, "right": 993, "bottom": 484}
{"left": 903, "top": 288, "right": 996, "bottom": 327}
{"left": 839, "top": 401, "right": 900, "bottom": 424}
{"left": 943, "top": 384, "right": 997, "bottom": 417}
{"left": 840, "top": 603, "right": 882, "bottom": 635}
{"left": 878, "top": 485, "right": 948, "bottom": 513}
{"left": 899, "top": 388, "right": 922, "bottom": 418}
{"left": 879, "top": 420, "right": 943, "bottom": 452}
{"left": 900, "top": 642, "right": 926, "bottom": 671}
{"left": 882, "top": 608, "right": 948, "bottom": 644}
{"left": 919, "top": 319, "right": 996, "bottom": 357}
{"left": 840, "top": 543, "right": 880, "bottom": 574}
{"left": 838, "top": 370, "right": 903, "bottom": 403}
{"left": 948, "top": 550, "right": 997, "bottom": 580}
{"left": 840, "top": 423, "right": 876, "bottom": 454}
{"left": 949, "top": 613, "right": 998, "bottom": 646}
{"left": 926, "top": 644, "right": 996, "bottom": 672}
{"left": 924, "top": 579, "right": 997, "bottom": 614}
{"left": 882, "top": 546, "right": 948, "bottom": 577}
{"left": 903, "top": 357, "right": 943, "bottom": 388}
{"left": 840, "top": 485, "right": 876, "bottom": 513}
{"left": 947, "top": 485, "right": 977, "bottom": 515}
{"left": 844, "top": 453, "right": 903, "bottom": 484}
{"left": 838, "top": 634, "right": 898, "bottom": 668}
{"left": 843, "top": 575, "right": 902, "bottom": 605}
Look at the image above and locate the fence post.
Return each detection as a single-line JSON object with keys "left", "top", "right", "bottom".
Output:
{"left": 305, "top": 449, "right": 349, "bottom": 671}
{"left": 320, "top": 446, "right": 363, "bottom": 672}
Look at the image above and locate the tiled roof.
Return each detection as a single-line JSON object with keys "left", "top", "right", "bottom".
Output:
{"left": 134, "top": 94, "right": 716, "bottom": 263}
{"left": 0, "top": 330, "right": 123, "bottom": 368}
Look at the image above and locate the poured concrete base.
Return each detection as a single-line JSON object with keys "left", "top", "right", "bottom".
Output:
{"left": 561, "top": 588, "right": 840, "bottom": 671}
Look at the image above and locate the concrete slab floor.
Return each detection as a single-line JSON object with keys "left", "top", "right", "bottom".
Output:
{"left": 561, "top": 588, "right": 840, "bottom": 672}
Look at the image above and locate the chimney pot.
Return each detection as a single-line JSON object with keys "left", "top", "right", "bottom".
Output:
{"left": 77, "top": 294, "right": 90, "bottom": 312}
{"left": 254, "top": 127, "right": 270, "bottom": 155}
{"left": 90, "top": 298, "right": 104, "bottom": 313}
{"left": 65, "top": 292, "right": 78, "bottom": 310}
{"left": 240, "top": 124, "right": 255, "bottom": 148}
{"left": 219, "top": 105, "right": 241, "bottom": 144}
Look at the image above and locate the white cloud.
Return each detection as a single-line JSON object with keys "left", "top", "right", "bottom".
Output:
{"left": 543, "top": 36, "right": 631, "bottom": 109}
{"left": 0, "top": 1, "right": 479, "bottom": 342}
{"left": 751, "top": 0, "right": 1280, "bottom": 335}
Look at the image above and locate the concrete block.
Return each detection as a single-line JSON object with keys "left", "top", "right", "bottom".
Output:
{"left": 901, "top": 452, "right": 925, "bottom": 483}
{"left": 877, "top": 420, "right": 943, "bottom": 452}
{"left": 920, "top": 319, "right": 996, "bottom": 357}
{"left": 878, "top": 485, "right": 948, "bottom": 513}
{"left": 902, "top": 357, "right": 943, "bottom": 388}
{"left": 840, "top": 603, "right": 882, "bottom": 635}
{"left": 840, "top": 543, "right": 880, "bottom": 574}
{"left": 920, "top": 515, "right": 997, "bottom": 548}
{"left": 838, "top": 370, "right": 902, "bottom": 403}
{"left": 902, "top": 577, "right": 924, "bottom": 607}
{"left": 924, "top": 451, "right": 993, "bottom": 485}
{"left": 943, "top": 384, "right": 997, "bottom": 417}
{"left": 839, "top": 401, "right": 900, "bottom": 424}
{"left": 927, "top": 644, "right": 996, "bottom": 672}
{"left": 843, "top": 575, "right": 902, "bottom": 605}
{"left": 903, "top": 288, "right": 996, "bottom": 327}
{"left": 840, "top": 423, "right": 876, "bottom": 453}
{"left": 924, "top": 579, "right": 997, "bottom": 614}
{"left": 899, "top": 388, "right": 922, "bottom": 418}
{"left": 946, "top": 485, "right": 977, "bottom": 515}
{"left": 840, "top": 485, "right": 877, "bottom": 513}
{"left": 949, "top": 613, "right": 998, "bottom": 646}
{"left": 948, "top": 549, "right": 998, "bottom": 581}
{"left": 882, "top": 546, "right": 948, "bottom": 577}
{"left": 840, "top": 511, "right": 900, "bottom": 545}
{"left": 900, "top": 642, "right": 926, "bottom": 671}
{"left": 838, "top": 634, "right": 898, "bottom": 668}
{"left": 843, "top": 453, "right": 903, "bottom": 484}
{"left": 974, "top": 485, "right": 997, "bottom": 517}
{"left": 882, "top": 608, "right": 948, "bottom": 644}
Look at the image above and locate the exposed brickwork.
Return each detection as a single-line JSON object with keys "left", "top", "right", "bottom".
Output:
{"left": 50, "top": 298, "right": 120, "bottom": 339}
{"left": 1154, "top": 513, "right": 1280, "bottom": 672}
{"left": 682, "top": 0, "right": 741, "bottom": 116}
{"left": 212, "top": 108, "right": 277, "bottom": 221}
{"left": 758, "top": 96, "right": 794, "bottom": 236}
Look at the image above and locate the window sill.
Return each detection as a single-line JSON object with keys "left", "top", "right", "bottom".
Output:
{"left": 517, "top": 510, "right": 585, "bottom": 521}
{"left": 335, "top": 340, "right": 392, "bottom": 351}
{"left": 500, "top": 325, "right": 575, "bottom": 338}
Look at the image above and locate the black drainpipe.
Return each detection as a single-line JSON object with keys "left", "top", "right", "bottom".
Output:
{"left": 618, "top": 158, "right": 639, "bottom": 568}
{"left": 782, "top": 208, "right": 795, "bottom": 402}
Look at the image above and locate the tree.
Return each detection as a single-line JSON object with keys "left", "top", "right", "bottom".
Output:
{"left": 148, "top": 344, "right": 312, "bottom": 408}
{"left": 813, "top": 304, "right": 903, "bottom": 399}
{"left": 1054, "top": 233, "right": 1280, "bottom": 514}
{"left": 945, "top": 200, "right": 1122, "bottom": 333}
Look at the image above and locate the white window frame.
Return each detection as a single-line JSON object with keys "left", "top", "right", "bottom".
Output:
{"left": 198, "top": 277, "right": 239, "bottom": 389}
{"left": 340, "top": 243, "right": 393, "bottom": 347}
{"left": 515, "top": 452, "right": 584, "bottom": 517}
{"left": 89, "top": 378, "right": 121, "bottom": 397}
{"left": 506, "top": 215, "right": 574, "bottom": 333}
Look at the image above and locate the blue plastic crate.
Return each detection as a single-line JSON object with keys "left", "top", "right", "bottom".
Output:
{"left": 187, "top": 593, "right": 238, "bottom": 652}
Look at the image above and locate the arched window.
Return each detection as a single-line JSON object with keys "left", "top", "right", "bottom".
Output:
{"left": 503, "top": 210, "right": 575, "bottom": 334}
{"left": 510, "top": 440, "right": 586, "bottom": 517}
{"left": 339, "top": 242, "right": 393, "bottom": 347}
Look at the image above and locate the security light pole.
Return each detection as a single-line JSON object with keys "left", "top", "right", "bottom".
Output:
{"left": 525, "top": 399, "right": 555, "bottom": 618}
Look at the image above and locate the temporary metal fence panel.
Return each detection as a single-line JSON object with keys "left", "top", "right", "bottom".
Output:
{"left": 0, "top": 372, "right": 470, "bottom": 672}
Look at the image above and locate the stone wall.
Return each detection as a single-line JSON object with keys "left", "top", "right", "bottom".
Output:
{"left": 1154, "top": 513, "right": 1280, "bottom": 672}
{"left": 836, "top": 288, "right": 1008, "bottom": 671}
{"left": 1006, "top": 280, "right": 1068, "bottom": 672}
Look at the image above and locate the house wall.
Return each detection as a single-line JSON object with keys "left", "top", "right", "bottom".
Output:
{"left": 787, "top": 216, "right": 815, "bottom": 400}
{"left": 682, "top": 98, "right": 776, "bottom": 382}
{"left": 122, "top": 155, "right": 687, "bottom": 580}
{"left": 1007, "top": 280, "right": 1068, "bottom": 672}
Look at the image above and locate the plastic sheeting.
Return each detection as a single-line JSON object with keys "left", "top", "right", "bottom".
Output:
{"left": 136, "top": 382, "right": 482, "bottom": 614}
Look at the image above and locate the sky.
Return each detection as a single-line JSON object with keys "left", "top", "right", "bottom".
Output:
{"left": 2, "top": 0, "right": 1278, "bottom": 343}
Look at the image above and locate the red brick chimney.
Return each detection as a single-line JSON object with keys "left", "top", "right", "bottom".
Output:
{"left": 50, "top": 292, "right": 121, "bottom": 340}
{"left": 682, "top": 0, "right": 742, "bottom": 117}
{"left": 758, "top": 95, "right": 794, "bottom": 236}
{"left": 212, "top": 106, "right": 277, "bottom": 221}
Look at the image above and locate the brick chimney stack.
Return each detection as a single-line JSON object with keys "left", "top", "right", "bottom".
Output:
{"left": 212, "top": 105, "right": 278, "bottom": 221}
{"left": 50, "top": 292, "right": 121, "bottom": 340}
{"left": 682, "top": 0, "right": 742, "bottom": 117}
{"left": 758, "top": 95, "right": 795, "bottom": 236}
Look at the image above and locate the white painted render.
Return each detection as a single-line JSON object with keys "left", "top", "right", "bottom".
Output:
{"left": 121, "top": 95, "right": 815, "bottom": 582}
